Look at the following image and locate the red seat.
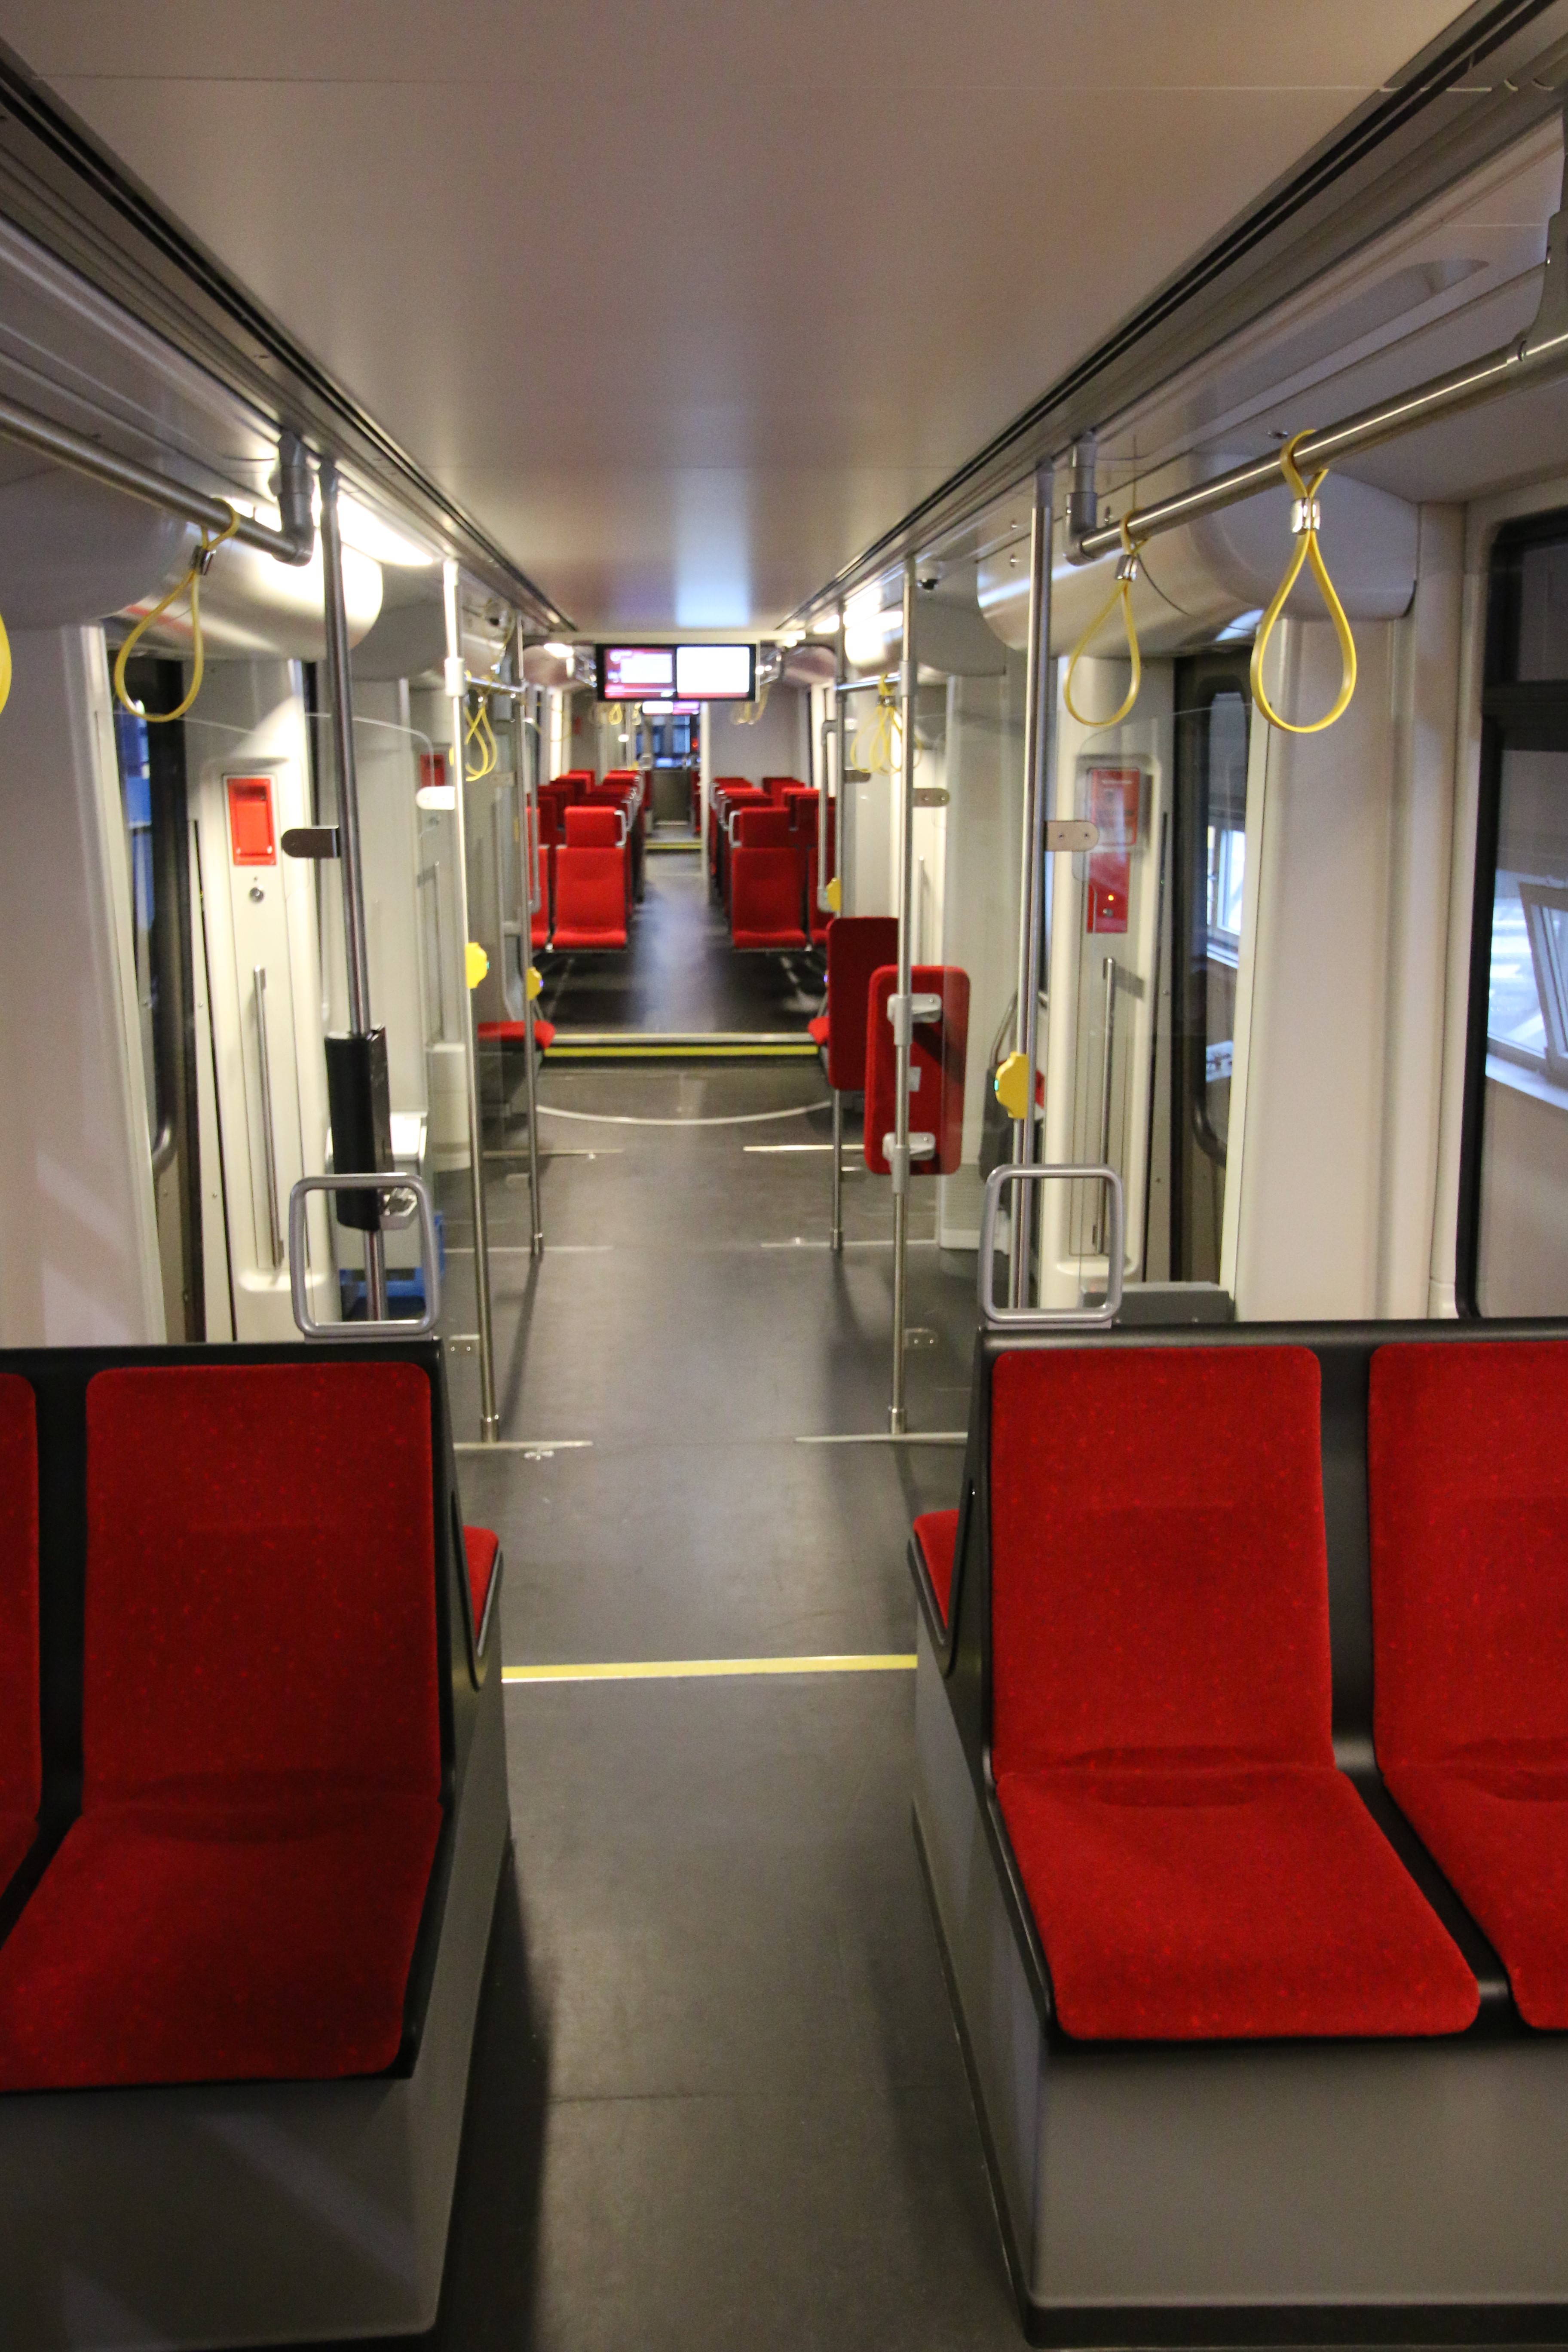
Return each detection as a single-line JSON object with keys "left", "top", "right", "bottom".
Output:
{"left": 554, "top": 810, "right": 629, "bottom": 949}
{"left": 1370, "top": 1341, "right": 1568, "bottom": 2028}
{"left": 818, "top": 917, "right": 898, "bottom": 1091}
{"left": 991, "top": 1345, "right": 1477, "bottom": 2042}
{"left": 762, "top": 774, "right": 805, "bottom": 805}
{"left": 864, "top": 963, "right": 969, "bottom": 1176}
{"left": 476, "top": 1017, "right": 554, "bottom": 1052}
{"left": 0, "top": 1362, "right": 444, "bottom": 2090}
{"left": 0, "top": 1376, "right": 37, "bottom": 1901}
{"left": 463, "top": 1526, "right": 502, "bottom": 1651}
{"left": 730, "top": 843, "right": 808, "bottom": 948}
{"left": 807, "top": 1012, "right": 830, "bottom": 1047}
{"left": 531, "top": 841, "right": 553, "bottom": 947}
{"left": 912, "top": 1508, "right": 958, "bottom": 1628}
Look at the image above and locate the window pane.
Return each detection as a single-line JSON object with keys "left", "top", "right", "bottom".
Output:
{"left": 1476, "top": 744, "right": 1568, "bottom": 1312}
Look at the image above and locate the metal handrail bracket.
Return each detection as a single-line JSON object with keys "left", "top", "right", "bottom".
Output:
{"left": 979, "top": 1162, "right": 1125, "bottom": 1329}
{"left": 288, "top": 1172, "right": 441, "bottom": 1338}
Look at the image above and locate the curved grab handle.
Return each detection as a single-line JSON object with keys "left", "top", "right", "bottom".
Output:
{"left": 288, "top": 1172, "right": 441, "bottom": 1338}
{"left": 977, "top": 1163, "right": 1124, "bottom": 1329}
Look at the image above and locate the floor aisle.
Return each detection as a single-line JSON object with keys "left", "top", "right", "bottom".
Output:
{"left": 325, "top": 853, "right": 1020, "bottom": 2350}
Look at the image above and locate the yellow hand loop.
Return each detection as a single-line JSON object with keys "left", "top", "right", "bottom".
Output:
{"left": 464, "top": 695, "right": 499, "bottom": 780}
{"left": 1063, "top": 519, "right": 1143, "bottom": 730}
{"left": 1249, "top": 430, "right": 1357, "bottom": 735}
{"left": 113, "top": 507, "right": 239, "bottom": 723}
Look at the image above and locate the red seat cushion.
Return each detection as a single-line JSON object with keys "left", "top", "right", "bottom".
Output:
{"left": 1370, "top": 1340, "right": 1568, "bottom": 2027}
{"left": 991, "top": 1345, "right": 1476, "bottom": 2040}
{"left": 0, "top": 1361, "right": 443, "bottom": 2089}
{"left": 913, "top": 1507, "right": 959, "bottom": 1626}
{"left": 464, "top": 1525, "right": 500, "bottom": 1639}
{"left": 477, "top": 1018, "right": 554, "bottom": 1050}
{"left": 808, "top": 1012, "right": 830, "bottom": 1047}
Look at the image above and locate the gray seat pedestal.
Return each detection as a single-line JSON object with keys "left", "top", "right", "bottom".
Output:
{"left": 0, "top": 1654, "right": 510, "bottom": 2351}
{"left": 913, "top": 1618, "right": 1568, "bottom": 2346}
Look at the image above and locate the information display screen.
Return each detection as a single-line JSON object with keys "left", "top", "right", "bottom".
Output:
{"left": 675, "top": 644, "right": 754, "bottom": 700}
{"left": 596, "top": 646, "right": 675, "bottom": 700}
{"left": 595, "top": 645, "right": 756, "bottom": 702}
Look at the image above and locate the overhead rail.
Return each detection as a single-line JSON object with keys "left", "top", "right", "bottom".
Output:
{"left": 0, "top": 392, "right": 315, "bottom": 563}
{"left": 776, "top": 0, "right": 1568, "bottom": 634}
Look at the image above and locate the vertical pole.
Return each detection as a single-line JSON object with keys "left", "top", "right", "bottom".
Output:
{"left": 1008, "top": 460, "right": 1055, "bottom": 1308}
{"left": 443, "top": 559, "right": 499, "bottom": 1440}
{"left": 831, "top": 1088, "right": 844, "bottom": 1253}
{"left": 699, "top": 701, "right": 713, "bottom": 860}
{"left": 890, "top": 557, "right": 918, "bottom": 1435}
{"left": 513, "top": 620, "right": 544, "bottom": 1257}
{"left": 319, "top": 459, "right": 386, "bottom": 1319}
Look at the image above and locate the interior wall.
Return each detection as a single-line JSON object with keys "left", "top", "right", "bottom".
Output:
{"left": 1229, "top": 517, "right": 1462, "bottom": 1320}
{"left": 708, "top": 685, "right": 806, "bottom": 783}
{"left": 0, "top": 625, "right": 164, "bottom": 1344}
{"left": 325, "top": 677, "right": 429, "bottom": 1113}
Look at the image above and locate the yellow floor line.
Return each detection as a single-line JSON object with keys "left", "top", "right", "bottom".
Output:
{"left": 502, "top": 1653, "right": 916, "bottom": 1684}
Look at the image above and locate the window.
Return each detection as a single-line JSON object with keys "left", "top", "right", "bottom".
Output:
{"left": 1459, "top": 511, "right": 1568, "bottom": 1315}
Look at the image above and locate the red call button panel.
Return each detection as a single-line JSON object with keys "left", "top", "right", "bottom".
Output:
{"left": 1084, "top": 765, "right": 1139, "bottom": 935}
{"left": 227, "top": 776, "right": 276, "bottom": 867}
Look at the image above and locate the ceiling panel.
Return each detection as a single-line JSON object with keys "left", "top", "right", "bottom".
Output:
{"left": 0, "top": 0, "right": 1479, "bottom": 628}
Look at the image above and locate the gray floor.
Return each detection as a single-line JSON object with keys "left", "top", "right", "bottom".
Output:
{"left": 302, "top": 865, "right": 1022, "bottom": 2350}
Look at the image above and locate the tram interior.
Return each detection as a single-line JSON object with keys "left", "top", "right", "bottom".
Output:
{"left": 3, "top": 4, "right": 1568, "bottom": 2349}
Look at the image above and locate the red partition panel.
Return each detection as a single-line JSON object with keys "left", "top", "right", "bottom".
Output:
{"left": 863, "top": 964, "right": 969, "bottom": 1176}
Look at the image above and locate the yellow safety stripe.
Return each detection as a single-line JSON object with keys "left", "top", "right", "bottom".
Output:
{"left": 503, "top": 1654, "right": 916, "bottom": 1684}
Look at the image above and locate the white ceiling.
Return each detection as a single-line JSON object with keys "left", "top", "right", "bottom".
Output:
{"left": 0, "top": 1, "right": 1479, "bottom": 632}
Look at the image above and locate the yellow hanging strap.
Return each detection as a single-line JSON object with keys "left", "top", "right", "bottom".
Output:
{"left": 0, "top": 612, "right": 10, "bottom": 718}
{"left": 852, "top": 677, "right": 900, "bottom": 775}
{"left": 1249, "top": 430, "right": 1357, "bottom": 735}
{"left": 465, "top": 694, "right": 499, "bottom": 779}
{"left": 113, "top": 506, "right": 239, "bottom": 723}
{"left": 1063, "top": 519, "right": 1143, "bottom": 730}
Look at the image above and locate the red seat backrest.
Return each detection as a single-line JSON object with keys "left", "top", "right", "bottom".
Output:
{"left": 532, "top": 844, "right": 553, "bottom": 944}
{"left": 554, "top": 846, "right": 628, "bottom": 939}
{"left": 735, "top": 806, "right": 791, "bottom": 847}
{"left": 782, "top": 787, "right": 818, "bottom": 833}
{"left": 566, "top": 805, "right": 621, "bottom": 847}
{"left": 989, "top": 1345, "right": 1333, "bottom": 1782}
{"left": 863, "top": 963, "right": 970, "bottom": 1176}
{"left": 0, "top": 1377, "right": 37, "bottom": 1825}
{"left": 731, "top": 846, "right": 807, "bottom": 943}
{"left": 1369, "top": 1341, "right": 1568, "bottom": 1769}
{"left": 762, "top": 775, "right": 804, "bottom": 805}
{"left": 822, "top": 916, "right": 899, "bottom": 1090}
{"left": 552, "top": 770, "right": 594, "bottom": 802}
{"left": 84, "top": 1363, "right": 440, "bottom": 1803}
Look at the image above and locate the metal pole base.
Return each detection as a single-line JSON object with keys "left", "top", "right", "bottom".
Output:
{"left": 888, "top": 1403, "right": 908, "bottom": 1435}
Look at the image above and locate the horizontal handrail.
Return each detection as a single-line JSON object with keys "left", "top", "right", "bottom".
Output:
{"left": 978, "top": 1162, "right": 1124, "bottom": 1329}
{"left": 288, "top": 1171, "right": 441, "bottom": 1338}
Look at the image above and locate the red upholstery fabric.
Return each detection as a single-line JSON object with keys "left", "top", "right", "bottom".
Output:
{"left": 477, "top": 1018, "right": 554, "bottom": 1051}
{"left": 0, "top": 1375, "right": 37, "bottom": 1899}
{"left": 913, "top": 1508, "right": 959, "bottom": 1628}
{"left": 565, "top": 805, "right": 621, "bottom": 847}
{"left": 464, "top": 1525, "right": 500, "bottom": 1638}
{"left": 1370, "top": 1340, "right": 1568, "bottom": 2026}
{"left": 553, "top": 845, "right": 628, "bottom": 947}
{"left": 821, "top": 918, "right": 898, "bottom": 1091}
{"left": 734, "top": 806, "right": 791, "bottom": 847}
{"left": 762, "top": 774, "right": 804, "bottom": 805}
{"left": 864, "top": 965, "right": 970, "bottom": 1176}
{"left": 731, "top": 847, "right": 807, "bottom": 948}
{"left": 808, "top": 1012, "right": 830, "bottom": 1047}
{"left": 0, "top": 1361, "right": 444, "bottom": 2089}
{"left": 990, "top": 1346, "right": 1477, "bottom": 2040}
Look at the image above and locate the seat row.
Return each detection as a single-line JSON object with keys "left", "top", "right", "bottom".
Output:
{"left": 710, "top": 775, "right": 831, "bottom": 951}
{"left": 0, "top": 1340, "right": 509, "bottom": 2346}
{"left": 911, "top": 1318, "right": 1568, "bottom": 2339}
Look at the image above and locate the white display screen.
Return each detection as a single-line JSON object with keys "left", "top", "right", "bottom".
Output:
{"left": 599, "top": 646, "right": 676, "bottom": 699}
{"left": 675, "top": 644, "right": 754, "bottom": 700}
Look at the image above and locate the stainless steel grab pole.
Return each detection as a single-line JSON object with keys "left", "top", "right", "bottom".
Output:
{"left": 320, "top": 460, "right": 386, "bottom": 1319}
{"left": 1009, "top": 461, "right": 1054, "bottom": 1309}
{"left": 830, "top": 611, "right": 847, "bottom": 1253}
{"left": 889, "top": 557, "right": 919, "bottom": 1436}
{"left": 444, "top": 560, "right": 500, "bottom": 1440}
{"left": 512, "top": 617, "right": 544, "bottom": 1258}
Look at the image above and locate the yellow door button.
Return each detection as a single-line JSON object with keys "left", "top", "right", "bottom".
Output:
{"left": 824, "top": 875, "right": 842, "bottom": 914}
{"left": 465, "top": 940, "right": 490, "bottom": 989}
{"left": 994, "top": 1051, "right": 1031, "bottom": 1121}
{"left": 525, "top": 965, "right": 542, "bottom": 1001}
